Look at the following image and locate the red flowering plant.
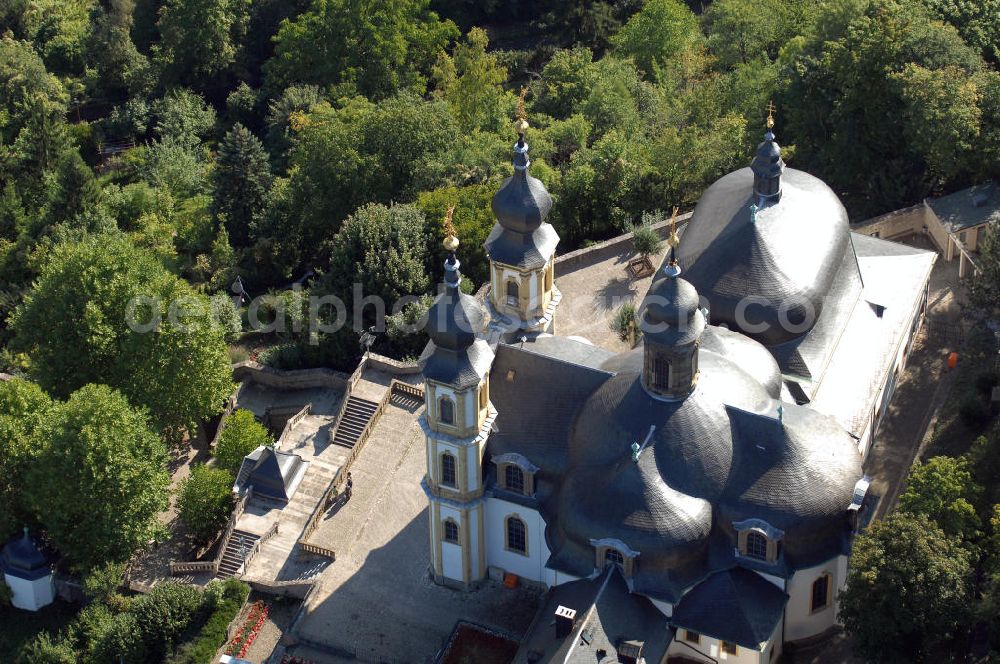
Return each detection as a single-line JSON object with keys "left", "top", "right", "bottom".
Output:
{"left": 226, "top": 600, "right": 271, "bottom": 657}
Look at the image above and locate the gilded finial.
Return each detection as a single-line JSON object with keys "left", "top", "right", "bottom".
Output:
{"left": 514, "top": 87, "right": 529, "bottom": 135}
{"left": 667, "top": 207, "right": 680, "bottom": 251}
{"left": 443, "top": 205, "right": 459, "bottom": 251}
{"left": 766, "top": 100, "right": 776, "bottom": 130}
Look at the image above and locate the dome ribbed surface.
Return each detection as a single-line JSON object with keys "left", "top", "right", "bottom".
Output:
{"left": 677, "top": 168, "right": 851, "bottom": 346}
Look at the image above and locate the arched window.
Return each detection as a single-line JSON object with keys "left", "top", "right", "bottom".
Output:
{"left": 443, "top": 519, "right": 459, "bottom": 543}
{"left": 604, "top": 548, "right": 624, "bottom": 570}
{"left": 504, "top": 465, "right": 525, "bottom": 494}
{"left": 811, "top": 574, "right": 831, "bottom": 612}
{"left": 439, "top": 397, "right": 455, "bottom": 425}
{"left": 440, "top": 453, "right": 457, "bottom": 487}
{"left": 745, "top": 530, "right": 768, "bottom": 561}
{"left": 652, "top": 357, "right": 671, "bottom": 390}
{"left": 506, "top": 516, "right": 527, "bottom": 554}
{"left": 506, "top": 280, "right": 519, "bottom": 307}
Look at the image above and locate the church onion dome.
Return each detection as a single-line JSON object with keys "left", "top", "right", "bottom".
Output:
{"left": 676, "top": 124, "right": 851, "bottom": 347}
{"left": 640, "top": 268, "right": 705, "bottom": 347}
{"left": 421, "top": 232, "right": 493, "bottom": 388}
{"left": 485, "top": 115, "right": 559, "bottom": 270}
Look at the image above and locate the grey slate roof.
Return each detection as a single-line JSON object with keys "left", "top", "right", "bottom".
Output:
{"left": 489, "top": 336, "right": 862, "bottom": 602}
{"left": 242, "top": 447, "right": 305, "bottom": 503}
{"left": 927, "top": 181, "right": 1000, "bottom": 233}
{"left": 513, "top": 568, "right": 672, "bottom": 664}
{"left": 1, "top": 530, "right": 51, "bottom": 581}
{"left": 671, "top": 567, "right": 788, "bottom": 650}
{"left": 420, "top": 339, "right": 494, "bottom": 390}
{"left": 484, "top": 221, "right": 559, "bottom": 270}
{"left": 677, "top": 167, "right": 858, "bottom": 347}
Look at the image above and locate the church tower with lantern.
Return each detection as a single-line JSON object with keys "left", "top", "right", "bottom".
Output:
{"left": 485, "top": 94, "right": 561, "bottom": 339}
{"left": 419, "top": 212, "right": 496, "bottom": 589}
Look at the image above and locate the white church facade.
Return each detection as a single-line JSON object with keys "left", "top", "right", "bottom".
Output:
{"left": 418, "top": 116, "right": 935, "bottom": 663}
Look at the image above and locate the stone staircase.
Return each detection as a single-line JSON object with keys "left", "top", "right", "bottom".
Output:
{"left": 218, "top": 530, "right": 260, "bottom": 578}
{"left": 332, "top": 396, "right": 380, "bottom": 449}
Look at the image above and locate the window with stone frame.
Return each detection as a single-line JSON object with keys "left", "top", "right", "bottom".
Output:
{"left": 506, "top": 516, "right": 527, "bottom": 554}
{"left": 683, "top": 630, "right": 700, "bottom": 644}
{"left": 443, "top": 519, "right": 459, "bottom": 543}
{"left": 504, "top": 464, "right": 525, "bottom": 494}
{"left": 441, "top": 452, "right": 457, "bottom": 487}
{"left": 722, "top": 642, "right": 738, "bottom": 655}
{"left": 745, "top": 530, "right": 768, "bottom": 561}
{"left": 439, "top": 397, "right": 455, "bottom": 425}
{"left": 811, "top": 573, "right": 831, "bottom": 612}
{"left": 506, "top": 280, "right": 519, "bottom": 307}
{"left": 652, "top": 356, "right": 671, "bottom": 390}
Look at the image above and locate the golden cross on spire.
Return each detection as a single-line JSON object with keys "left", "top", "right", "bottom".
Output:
{"left": 515, "top": 86, "right": 530, "bottom": 135}
{"left": 766, "top": 100, "right": 777, "bottom": 130}
{"left": 443, "top": 205, "right": 459, "bottom": 251}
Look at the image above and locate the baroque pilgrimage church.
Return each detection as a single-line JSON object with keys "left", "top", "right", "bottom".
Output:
{"left": 418, "top": 113, "right": 935, "bottom": 663}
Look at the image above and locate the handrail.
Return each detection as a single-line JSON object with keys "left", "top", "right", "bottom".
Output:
{"left": 237, "top": 522, "right": 277, "bottom": 578}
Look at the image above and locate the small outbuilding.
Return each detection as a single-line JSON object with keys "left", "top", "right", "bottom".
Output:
{"left": 1, "top": 528, "right": 55, "bottom": 612}
{"left": 234, "top": 446, "right": 308, "bottom": 504}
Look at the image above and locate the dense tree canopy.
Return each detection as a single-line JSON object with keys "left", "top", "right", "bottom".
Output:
{"left": 839, "top": 512, "right": 972, "bottom": 662}
{"left": 0, "top": 378, "right": 52, "bottom": 541}
{"left": 899, "top": 455, "right": 981, "bottom": 539}
{"left": 11, "top": 234, "right": 234, "bottom": 435}
{"left": 25, "top": 384, "right": 170, "bottom": 570}
{"left": 176, "top": 464, "right": 235, "bottom": 541}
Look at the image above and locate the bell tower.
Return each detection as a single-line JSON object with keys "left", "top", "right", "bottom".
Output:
{"left": 485, "top": 98, "right": 560, "bottom": 339}
{"left": 420, "top": 221, "right": 496, "bottom": 590}
{"left": 640, "top": 215, "right": 705, "bottom": 401}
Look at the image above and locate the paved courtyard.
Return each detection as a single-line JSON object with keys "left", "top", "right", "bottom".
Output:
{"left": 288, "top": 394, "right": 542, "bottom": 663}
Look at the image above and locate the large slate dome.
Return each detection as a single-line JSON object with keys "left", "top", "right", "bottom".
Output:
{"left": 677, "top": 166, "right": 852, "bottom": 346}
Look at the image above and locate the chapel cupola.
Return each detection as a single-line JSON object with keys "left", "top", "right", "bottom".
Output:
{"left": 639, "top": 214, "right": 705, "bottom": 400}
{"left": 750, "top": 103, "right": 785, "bottom": 201}
{"left": 485, "top": 92, "right": 560, "bottom": 336}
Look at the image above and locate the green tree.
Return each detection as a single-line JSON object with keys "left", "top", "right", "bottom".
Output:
{"left": 415, "top": 182, "right": 496, "bottom": 287}
{"left": 632, "top": 217, "right": 663, "bottom": 266}
{"left": 176, "top": 464, "right": 235, "bottom": 541}
{"left": 320, "top": 202, "right": 430, "bottom": 315}
{"left": 839, "top": 512, "right": 971, "bottom": 661}
{"left": 82, "top": 562, "right": 128, "bottom": 604}
{"left": 779, "top": 0, "right": 990, "bottom": 216}
{"left": 152, "top": 88, "right": 218, "bottom": 147}
{"left": 16, "top": 632, "right": 75, "bottom": 664}
{"left": 25, "top": 384, "right": 170, "bottom": 570}
{"left": 433, "top": 28, "right": 510, "bottom": 133}
{"left": 612, "top": 0, "right": 699, "bottom": 78}
{"left": 267, "top": 0, "right": 459, "bottom": 99}
{"left": 922, "top": 0, "right": 1000, "bottom": 64}
{"left": 704, "top": 0, "right": 822, "bottom": 67}
{"left": 84, "top": 0, "right": 150, "bottom": 98}
{"left": 0, "top": 378, "right": 52, "bottom": 541}
{"left": 213, "top": 123, "right": 272, "bottom": 246}
{"left": 214, "top": 409, "right": 273, "bottom": 475}
{"left": 899, "top": 455, "right": 982, "bottom": 539}
{"left": 11, "top": 234, "right": 234, "bottom": 436}
{"left": 155, "top": 0, "right": 250, "bottom": 90}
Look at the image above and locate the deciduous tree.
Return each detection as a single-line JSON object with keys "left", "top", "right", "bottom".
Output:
{"left": 214, "top": 408, "right": 273, "bottom": 475}
{"left": 176, "top": 464, "right": 235, "bottom": 541}
{"left": 25, "top": 384, "right": 170, "bottom": 570}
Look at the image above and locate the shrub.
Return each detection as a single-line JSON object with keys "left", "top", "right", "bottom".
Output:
{"left": 69, "top": 603, "right": 114, "bottom": 654}
{"left": 632, "top": 219, "right": 663, "bottom": 260}
{"left": 214, "top": 409, "right": 273, "bottom": 475}
{"left": 16, "top": 632, "right": 75, "bottom": 664}
{"left": 167, "top": 580, "right": 249, "bottom": 664}
{"left": 82, "top": 562, "right": 127, "bottom": 603}
{"left": 89, "top": 611, "right": 147, "bottom": 664}
{"left": 176, "top": 464, "right": 236, "bottom": 542}
{"left": 128, "top": 582, "right": 204, "bottom": 661}
{"left": 610, "top": 302, "right": 639, "bottom": 344}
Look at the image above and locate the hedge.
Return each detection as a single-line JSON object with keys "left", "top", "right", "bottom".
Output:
{"left": 167, "top": 580, "right": 249, "bottom": 664}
